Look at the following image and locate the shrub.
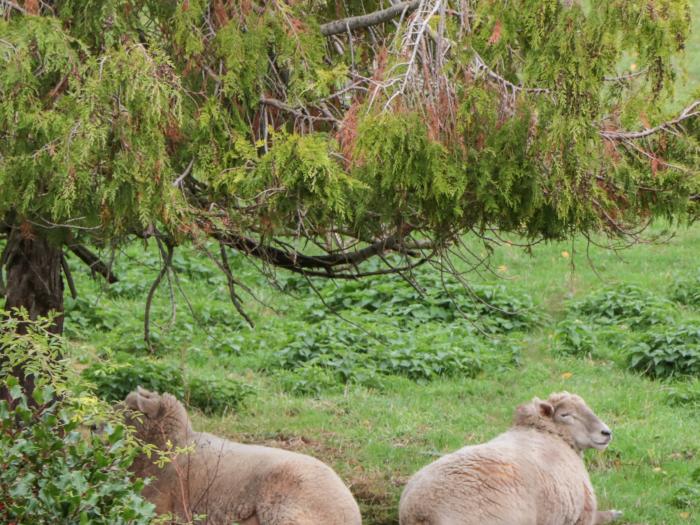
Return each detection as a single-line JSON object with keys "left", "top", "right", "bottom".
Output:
{"left": 306, "top": 271, "right": 540, "bottom": 334}
{"left": 82, "top": 354, "right": 185, "bottom": 402}
{"left": 552, "top": 318, "right": 627, "bottom": 360}
{"left": 278, "top": 365, "right": 341, "bottom": 396}
{"left": 274, "top": 318, "right": 519, "bottom": 384}
{"left": 627, "top": 323, "right": 700, "bottom": 378}
{"left": 0, "top": 313, "right": 154, "bottom": 524}
{"left": 107, "top": 279, "right": 149, "bottom": 299}
{"left": 83, "top": 355, "right": 253, "bottom": 414}
{"left": 571, "top": 285, "right": 674, "bottom": 329}
{"left": 553, "top": 318, "right": 599, "bottom": 357}
{"left": 670, "top": 273, "right": 700, "bottom": 307}
{"left": 187, "top": 375, "right": 253, "bottom": 415}
{"left": 64, "top": 296, "right": 119, "bottom": 336}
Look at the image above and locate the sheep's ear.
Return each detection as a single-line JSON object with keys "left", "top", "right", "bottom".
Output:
{"left": 538, "top": 401, "right": 554, "bottom": 418}
{"left": 136, "top": 393, "right": 161, "bottom": 419}
{"left": 137, "top": 386, "right": 155, "bottom": 398}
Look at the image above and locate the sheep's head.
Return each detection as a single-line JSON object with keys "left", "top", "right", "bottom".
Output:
{"left": 515, "top": 392, "right": 612, "bottom": 452}
{"left": 121, "top": 387, "right": 192, "bottom": 449}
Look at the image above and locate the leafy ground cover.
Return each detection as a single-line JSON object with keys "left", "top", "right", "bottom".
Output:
{"left": 53, "top": 223, "right": 700, "bottom": 524}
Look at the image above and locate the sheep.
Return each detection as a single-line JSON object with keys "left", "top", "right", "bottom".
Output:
{"left": 398, "top": 392, "right": 622, "bottom": 525}
{"left": 122, "top": 387, "right": 362, "bottom": 525}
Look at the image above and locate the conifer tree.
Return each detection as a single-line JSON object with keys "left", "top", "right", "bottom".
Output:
{"left": 1, "top": 0, "right": 699, "bottom": 395}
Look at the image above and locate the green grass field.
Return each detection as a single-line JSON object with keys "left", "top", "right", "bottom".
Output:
{"left": 65, "top": 224, "right": 700, "bottom": 525}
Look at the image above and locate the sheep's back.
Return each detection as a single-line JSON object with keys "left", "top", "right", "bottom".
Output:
{"left": 399, "top": 428, "right": 592, "bottom": 525}
{"left": 178, "top": 432, "right": 360, "bottom": 525}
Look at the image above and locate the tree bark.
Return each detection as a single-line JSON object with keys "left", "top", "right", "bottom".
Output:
{"left": 1, "top": 227, "right": 64, "bottom": 402}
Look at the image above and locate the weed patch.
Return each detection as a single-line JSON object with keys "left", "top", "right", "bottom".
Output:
{"left": 627, "top": 323, "right": 700, "bottom": 378}
{"left": 570, "top": 285, "right": 675, "bottom": 329}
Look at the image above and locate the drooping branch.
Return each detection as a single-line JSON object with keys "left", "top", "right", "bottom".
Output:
{"left": 211, "top": 229, "right": 418, "bottom": 275}
{"left": 320, "top": 0, "right": 420, "bottom": 36}
{"left": 67, "top": 243, "right": 118, "bottom": 283}
{"left": 144, "top": 239, "right": 173, "bottom": 351}
{"left": 60, "top": 254, "right": 78, "bottom": 300}
{"left": 600, "top": 101, "right": 700, "bottom": 141}
{"left": 219, "top": 244, "right": 254, "bottom": 328}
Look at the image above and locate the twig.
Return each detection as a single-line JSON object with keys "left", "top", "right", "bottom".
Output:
{"left": 144, "top": 239, "right": 174, "bottom": 351}
{"left": 219, "top": 244, "right": 255, "bottom": 328}
{"left": 61, "top": 253, "right": 78, "bottom": 300}
{"left": 1, "top": 1, "right": 28, "bottom": 15}
{"left": 320, "top": 0, "right": 421, "bottom": 36}
{"left": 600, "top": 100, "right": 700, "bottom": 140}
{"left": 67, "top": 243, "right": 119, "bottom": 283}
{"left": 172, "top": 159, "right": 194, "bottom": 187}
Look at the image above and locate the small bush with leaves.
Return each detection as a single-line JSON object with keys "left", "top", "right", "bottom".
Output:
{"left": 571, "top": 285, "right": 674, "bottom": 329}
{"left": 64, "top": 296, "right": 120, "bottom": 336}
{"left": 305, "top": 269, "right": 540, "bottom": 334}
{"left": 278, "top": 365, "right": 341, "bottom": 397}
{"left": 553, "top": 318, "right": 599, "bottom": 357}
{"left": 83, "top": 354, "right": 252, "bottom": 414}
{"left": 83, "top": 354, "right": 186, "bottom": 402}
{"left": 275, "top": 318, "right": 518, "bottom": 384}
{"left": 187, "top": 375, "right": 253, "bottom": 415}
{"left": 552, "top": 319, "right": 628, "bottom": 360}
{"left": 627, "top": 323, "right": 700, "bottom": 379}
{"left": 0, "top": 313, "right": 155, "bottom": 525}
{"left": 670, "top": 273, "right": 700, "bottom": 307}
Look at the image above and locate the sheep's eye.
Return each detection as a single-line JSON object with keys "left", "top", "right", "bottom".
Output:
{"left": 560, "top": 413, "right": 571, "bottom": 418}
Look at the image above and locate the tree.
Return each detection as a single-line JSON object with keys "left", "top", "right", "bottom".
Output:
{"left": 1, "top": 0, "right": 699, "bottom": 396}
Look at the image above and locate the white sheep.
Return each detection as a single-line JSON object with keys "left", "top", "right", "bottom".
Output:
{"left": 399, "top": 392, "right": 622, "bottom": 525}
{"left": 123, "top": 387, "right": 362, "bottom": 525}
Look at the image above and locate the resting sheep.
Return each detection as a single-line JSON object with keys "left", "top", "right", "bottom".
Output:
{"left": 399, "top": 392, "right": 622, "bottom": 525}
{"left": 122, "top": 387, "right": 362, "bottom": 525}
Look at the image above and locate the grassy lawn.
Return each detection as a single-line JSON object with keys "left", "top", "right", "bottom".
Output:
{"left": 65, "top": 224, "right": 700, "bottom": 525}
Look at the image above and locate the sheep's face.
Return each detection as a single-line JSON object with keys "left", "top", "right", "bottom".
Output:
{"left": 539, "top": 392, "right": 612, "bottom": 451}
{"left": 121, "top": 387, "right": 191, "bottom": 448}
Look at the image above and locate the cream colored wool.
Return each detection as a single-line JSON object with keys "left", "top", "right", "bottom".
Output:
{"left": 399, "top": 392, "right": 622, "bottom": 525}
{"left": 124, "top": 387, "right": 362, "bottom": 525}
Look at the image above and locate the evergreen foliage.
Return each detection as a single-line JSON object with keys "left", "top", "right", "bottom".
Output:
{"left": 1, "top": 0, "right": 700, "bottom": 334}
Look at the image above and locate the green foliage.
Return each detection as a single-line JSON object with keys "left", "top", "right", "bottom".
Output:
{"left": 82, "top": 354, "right": 185, "bottom": 402}
{"left": 187, "top": 375, "right": 253, "bottom": 415}
{"left": 627, "top": 322, "right": 700, "bottom": 378}
{"left": 274, "top": 318, "right": 519, "bottom": 385}
{"left": 83, "top": 354, "right": 252, "bottom": 414}
{"left": 665, "top": 379, "right": 700, "bottom": 408}
{"left": 65, "top": 296, "right": 120, "bottom": 335}
{"left": 570, "top": 284, "right": 675, "bottom": 329}
{"left": 553, "top": 318, "right": 600, "bottom": 357}
{"left": 670, "top": 468, "right": 700, "bottom": 510}
{"left": 278, "top": 365, "right": 340, "bottom": 397}
{"left": 670, "top": 272, "right": 700, "bottom": 306}
{"left": 308, "top": 269, "right": 540, "bottom": 334}
{"left": 0, "top": 315, "right": 154, "bottom": 524}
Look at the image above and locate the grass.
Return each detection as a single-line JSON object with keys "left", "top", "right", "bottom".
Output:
{"left": 63, "top": 223, "right": 700, "bottom": 525}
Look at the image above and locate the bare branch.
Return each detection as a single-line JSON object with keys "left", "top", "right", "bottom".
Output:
{"left": 172, "top": 159, "right": 194, "bottom": 188}
{"left": 67, "top": 243, "right": 119, "bottom": 283}
{"left": 219, "top": 244, "right": 255, "bottom": 328}
{"left": 144, "top": 240, "right": 174, "bottom": 351}
{"left": 320, "top": 1, "right": 420, "bottom": 36}
{"left": 61, "top": 253, "right": 78, "bottom": 300}
{"left": 0, "top": 1, "right": 28, "bottom": 15}
{"left": 600, "top": 100, "right": 700, "bottom": 140}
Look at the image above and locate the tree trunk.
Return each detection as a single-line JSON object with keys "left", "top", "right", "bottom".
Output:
{"left": 1, "top": 227, "right": 64, "bottom": 401}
